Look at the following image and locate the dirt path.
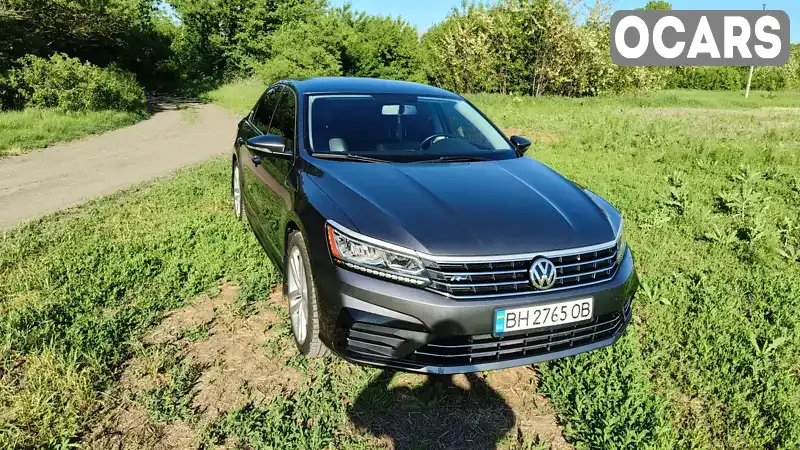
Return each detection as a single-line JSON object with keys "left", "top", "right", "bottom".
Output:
{"left": 0, "top": 101, "right": 239, "bottom": 230}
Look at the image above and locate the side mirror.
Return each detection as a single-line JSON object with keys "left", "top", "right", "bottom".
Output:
{"left": 246, "top": 135, "right": 291, "bottom": 159}
{"left": 510, "top": 135, "right": 532, "bottom": 154}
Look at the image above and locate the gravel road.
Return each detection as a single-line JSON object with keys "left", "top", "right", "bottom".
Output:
{"left": 0, "top": 102, "right": 239, "bottom": 230}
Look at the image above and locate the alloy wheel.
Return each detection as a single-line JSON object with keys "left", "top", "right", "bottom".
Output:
{"left": 287, "top": 246, "right": 309, "bottom": 344}
{"left": 233, "top": 164, "right": 242, "bottom": 216}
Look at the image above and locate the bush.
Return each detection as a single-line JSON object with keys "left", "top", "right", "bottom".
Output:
{"left": 419, "top": 0, "right": 666, "bottom": 96}
{"left": 337, "top": 12, "right": 425, "bottom": 82}
{"left": 0, "top": 74, "right": 24, "bottom": 110}
{"left": 256, "top": 19, "right": 343, "bottom": 83}
{"left": 667, "top": 66, "right": 745, "bottom": 91}
{"left": 9, "top": 54, "right": 146, "bottom": 112}
{"left": 750, "top": 66, "right": 795, "bottom": 91}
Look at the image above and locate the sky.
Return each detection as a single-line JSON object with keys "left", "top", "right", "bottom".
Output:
{"left": 328, "top": 0, "right": 799, "bottom": 42}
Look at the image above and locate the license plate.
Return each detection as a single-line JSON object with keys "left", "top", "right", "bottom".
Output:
{"left": 494, "top": 298, "right": 593, "bottom": 335}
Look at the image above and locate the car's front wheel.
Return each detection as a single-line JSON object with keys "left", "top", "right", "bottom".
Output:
{"left": 285, "top": 231, "right": 328, "bottom": 358}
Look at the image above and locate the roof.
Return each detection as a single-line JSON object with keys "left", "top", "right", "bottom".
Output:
{"left": 287, "top": 77, "right": 461, "bottom": 99}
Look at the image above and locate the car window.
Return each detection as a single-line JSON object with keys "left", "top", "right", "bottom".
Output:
{"left": 251, "top": 87, "right": 281, "bottom": 133}
{"left": 269, "top": 86, "right": 297, "bottom": 152}
{"left": 440, "top": 102, "right": 494, "bottom": 150}
{"left": 308, "top": 94, "right": 512, "bottom": 161}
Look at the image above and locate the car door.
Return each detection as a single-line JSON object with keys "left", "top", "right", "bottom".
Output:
{"left": 237, "top": 86, "right": 282, "bottom": 257}
{"left": 240, "top": 85, "right": 297, "bottom": 267}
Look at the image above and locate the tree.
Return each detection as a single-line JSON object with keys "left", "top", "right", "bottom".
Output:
{"left": 336, "top": 9, "right": 424, "bottom": 81}
{"left": 168, "top": 0, "right": 328, "bottom": 81}
{"left": 639, "top": 1, "right": 672, "bottom": 10}
{"left": 1, "top": 0, "right": 177, "bottom": 89}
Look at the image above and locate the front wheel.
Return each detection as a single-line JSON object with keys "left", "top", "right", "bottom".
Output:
{"left": 285, "top": 231, "right": 328, "bottom": 358}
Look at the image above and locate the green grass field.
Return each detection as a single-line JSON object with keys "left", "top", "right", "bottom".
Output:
{"left": 0, "top": 108, "right": 148, "bottom": 157}
{"left": 1, "top": 86, "right": 799, "bottom": 449}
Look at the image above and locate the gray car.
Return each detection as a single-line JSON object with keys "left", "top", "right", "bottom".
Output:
{"left": 231, "top": 77, "right": 638, "bottom": 374}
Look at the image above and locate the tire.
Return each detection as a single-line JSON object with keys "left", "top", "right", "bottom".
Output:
{"left": 232, "top": 158, "right": 245, "bottom": 220}
{"left": 285, "top": 231, "right": 328, "bottom": 358}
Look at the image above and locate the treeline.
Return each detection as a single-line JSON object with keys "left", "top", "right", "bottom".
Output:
{"left": 0, "top": 0, "right": 798, "bottom": 113}
{"left": 421, "top": 1, "right": 799, "bottom": 95}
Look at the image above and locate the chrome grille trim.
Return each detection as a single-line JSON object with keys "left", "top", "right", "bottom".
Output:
{"left": 557, "top": 253, "right": 615, "bottom": 269}
{"left": 424, "top": 242, "right": 620, "bottom": 299}
{"left": 418, "top": 238, "right": 618, "bottom": 264}
{"left": 427, "top": 268, "right": 528, "bottom": 277}
{"left": 558, "top": 264, "right": 616, "bottom": 280}
{"left": 434, "top": 279, "right": 529, "bottom": 288}
{"left": 428, "top": 276, "right": 619, "bottom": 299}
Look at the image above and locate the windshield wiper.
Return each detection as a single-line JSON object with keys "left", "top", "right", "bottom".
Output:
{"left": 413, "top": 155, "right": 490, "bottom": 163}
{"left": 313, "top": 153, "right": 388, "bottom": 163}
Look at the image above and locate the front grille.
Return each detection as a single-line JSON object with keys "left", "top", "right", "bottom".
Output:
{"left": 425, "top": 243, "right": 619, "bottom": 299}
{"left": 407, "top": 298, "right": 632, "bottom": 367}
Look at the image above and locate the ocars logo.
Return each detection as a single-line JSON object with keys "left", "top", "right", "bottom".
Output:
{"left": 611, "top": 10, "right": 790, "bottom": 66}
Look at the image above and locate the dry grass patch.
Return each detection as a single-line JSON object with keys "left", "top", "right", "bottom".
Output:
{"left": 488, "top": 367, "right": 570, "bottom": 450}
{"left": 83, "top": 285, "right": 300, "bottom": 449}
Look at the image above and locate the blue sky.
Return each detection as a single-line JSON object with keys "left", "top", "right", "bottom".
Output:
{"left": 329, "top": 0, "right": 798, "bottom": 42}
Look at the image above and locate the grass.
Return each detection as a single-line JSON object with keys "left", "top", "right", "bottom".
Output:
{"left": 479, "top": 91, "right": 800, "bottom": 449}
{"left": 137, "top": 349, "right": 203, "bottom": 423}
{"left": 200, "top": 78, "right": 265, "bottom": 116}
{"left": 0, "top": 108, "right": 149, "bottom": 157}
{"left": 0, "top": 160, "right": 276, "bottom": 447}
{"left": 1, "top": 85, "right": 799, "bottom": 448}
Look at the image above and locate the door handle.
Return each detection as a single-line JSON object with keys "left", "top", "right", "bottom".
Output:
{"left": 252, "top": 155, "right": 262, "bottom": 166}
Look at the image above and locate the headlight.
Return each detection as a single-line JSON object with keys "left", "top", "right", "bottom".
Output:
{"left": 615, "top": 219, "right": 627, "bottom": 265}
{"left": 326, "top": 221, "right": 429, "bottom": 286}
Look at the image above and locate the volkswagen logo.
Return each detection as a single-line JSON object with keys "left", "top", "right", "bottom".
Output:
{"left": 529, "top": 258, "right": 557, "bottom": 290}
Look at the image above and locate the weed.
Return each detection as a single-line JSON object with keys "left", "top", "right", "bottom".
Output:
{"left": 201, "top": 362, "right": 351, "bottom": 449}
{"left": 263, "top": 319, "right": 292, "bottom": 358}
{"left": 695, "top": 157, "right": 718, "bottom": 171}
{"left": 733, "top": 165, "right": 763, "bottom": 185}
{"left": 717, "top": 186, "right": 765, "bottom": 218}
{"left": 704, "top": 226, "right": 736, "bottom": 246}
{"left": 182, "top": 322, "right": 212, "bottom": 342}
{"left": 137, "top": 354, "right": 202, "bottom": 423}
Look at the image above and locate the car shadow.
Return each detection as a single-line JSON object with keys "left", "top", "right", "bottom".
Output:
{"left": 349, "top": 369, "right": 515, "bottom": 449}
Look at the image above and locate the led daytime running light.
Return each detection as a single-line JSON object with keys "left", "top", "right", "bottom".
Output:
{"left": 342, "top": 261, "right": 427, "bottom": 285}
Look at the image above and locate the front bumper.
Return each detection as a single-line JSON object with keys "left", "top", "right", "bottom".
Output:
{"left": 313, "top": 249, "right": 639, "bottom": 374}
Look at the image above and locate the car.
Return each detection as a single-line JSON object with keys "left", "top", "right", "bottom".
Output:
{"left": 231, "top": 77, "right": 639, "bottom": 374}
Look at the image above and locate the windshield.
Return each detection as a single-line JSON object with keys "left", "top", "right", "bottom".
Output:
{"left": 308, "top": 94, "right": 515, "bottom": 162}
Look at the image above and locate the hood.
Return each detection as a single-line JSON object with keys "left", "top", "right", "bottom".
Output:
{"left": 307, "top": 157, "right": 615, "bottom": 256}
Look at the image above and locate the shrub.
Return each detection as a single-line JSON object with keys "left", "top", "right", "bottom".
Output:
{"left": 256, "top": 21, "right": 342, "bottom": 83}
{"left": 419, "top": 0, "right": 666, "bottom": 96}
{"left": 9, "top": 53, "right": 146, "bottom": 112}
{"left": 750, "top": 66, "right": 795, "bottom": 91}
{"left": 337, "top": 12, "right": 425, "bottom": 82}
{"left": 667, "top": 66, "right": 745, "bottom": 91}
{"left": 0, "top": 73, "right": 24, "bottom": 110}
